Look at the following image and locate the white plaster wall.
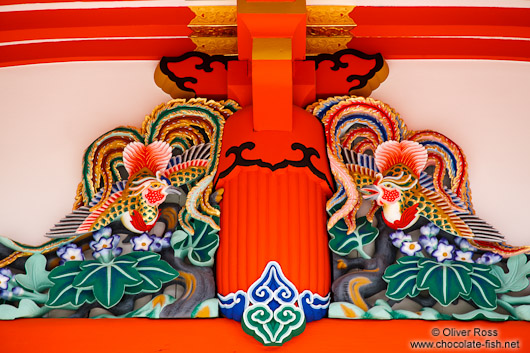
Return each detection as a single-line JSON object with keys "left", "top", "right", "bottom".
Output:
{"left": 373, "top": 60, "right": 530, "bottom": 246}
{"left": 0, "top": 60, "right": 528, "bottom": 246}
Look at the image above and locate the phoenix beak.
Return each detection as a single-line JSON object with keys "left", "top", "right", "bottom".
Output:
{"left": 165, "top": 186, "right": 183, "bottom": 195}
{"left": 360, "top": 185, "right": 380, "bottom": 200}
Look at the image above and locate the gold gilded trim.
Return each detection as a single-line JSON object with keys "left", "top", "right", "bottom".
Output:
{"left": 189, "top": 6, "right": 237, "bottom": 26}
{"left": 189, "top": 5, "right": 354, "bottom": 26}
{"left": 307, "top": 6, "right": 355, "bottom": 26}
{"left": 306, "top": 37, "right": 351, "bottom": 55}
{"left": 187, "top": 5, "right": 356, "bottom": 56}
{"left": 191, "top": 37, "right": 238, "bottom": 55}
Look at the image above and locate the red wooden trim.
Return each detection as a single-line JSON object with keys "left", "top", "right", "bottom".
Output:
{"left": 347, "top": 37, "right": 530, "bottom": 62}
{"left": 1, "top": 318, "right": 528, "bottom": 352}
{"left": 0, "top": 38, "right": 196, "bottom": 68}
{"left": 0, "top": 5, "right": 529, "bottom": 67}
{"left": 352, "top": 6, "right": 530, "bottom": 36}
{"left": 0, "top": 7, "right": 194, "bottom": 43}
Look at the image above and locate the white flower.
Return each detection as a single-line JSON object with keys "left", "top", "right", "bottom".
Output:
{"left": 420, "top": 223, "right": 440, "bottom": 238}
{"left": 57, "top": 244, "right": 84, "bottom": 262}
{"left": 455, "top": 237, "right": 477, "bottom": 252}
{"left": 400, "top": 241, "right": 422, "bottom": 256}
{"left": 0, "top": 268, "right": 12, "bottom": 290}
{"left": 432, "top": 243, "right": 454, "bottom": 262}
{"left": 476, "top": 252, "right": 502, "bottom": 265}
{"left": 419, "top": 235, "right": 438, "bottom": 255}
{"left": 455, "top": 250, "right": 474, "bottom": 263}
{"left": 132, "top": 233, "right": 154, "bottom": 251}
{"left": 0, "top": 274, "right": 10, "bottom": 290}
{"left": 390, "top": 231, "right": 412, "bottom": 248}
{"left": 90, "top": 235, "right": 119, "bottom": 252}
{"left": 92, "top": 227, "right": 113, "bottom": 241}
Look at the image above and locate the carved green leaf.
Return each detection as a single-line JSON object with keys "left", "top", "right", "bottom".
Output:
{"left": 464, "top": 264, "right": 501, "bottom": 310}
{"left": 0, "top": 299, "right": 50, "bottom": 320}
{"left": 382, "top": 256, "right": 421, "bottom": 300}
{"left": 72, "top": 257, "right": 142, "bottom": 309}
{"left": 242, "top": 304, "right": 274, "bottom": 345}
{"left": 242, "top": 304, "right": 305, "bottom": 346}
{"left": 453, "top": 309, "right": 510, "bottom": 321}
{"left": 121, "top": 252, "right": 179, "bottom": 295}
{"left": 328, "top": 217, "right": 379, "bottom": 258}
{"left": 47, "top": 261, "right": 95, "bottom": 309}
{"left": 14, "top": 253, "right": 53, "bottom": 292}
{"left": 172, "top": 217, "right": 219, "bottom": 267}
{"left": 491, "top": 254, "right": 530, "bottom": 293}
{"left": 417, "top": 259, "right": 473, "bottom": 306}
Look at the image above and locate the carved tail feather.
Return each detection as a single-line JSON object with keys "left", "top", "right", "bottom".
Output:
{"left": 46, "top": 206, "right": 92, "bottom": 238}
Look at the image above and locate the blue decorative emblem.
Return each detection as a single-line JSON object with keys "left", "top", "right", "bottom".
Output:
{"left": 218, "top": 261, "right": 330, "bottom": 345}
{"left": 247, "top": 261, "right": 298, "bottom": 311}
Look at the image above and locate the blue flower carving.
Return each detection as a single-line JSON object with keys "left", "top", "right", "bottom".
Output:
{"left": 454, "top": 237, "right": 477, "bottom": 252}
{"left": 400, "top": 241, "right": 422, "bottom": 256}
{"left": 57, "top": 243, "right": 84, "bottom": 263}
{"left": 420, "top": 223, "right": 440, "bottom": 237}
{"left": 432, "top": 243, "right": 454, "bottom": 262}
{"left": 476, "top": 252, "right": 502, "bottom": 265}
{"left": 0, "top": 268, "right": 12, "bottom": 290}
{"left": 390, "top": 231, "right": 411, "bottom": 248}
{"left": 131, "top": 233, "right": 154, "bottom": 251}
{"left": 90, "top": 233, "right": 122, "bottom": 260}
{"left": 455, "top": 250, "right": 474, "bottom": 263}
{"left": 419, "top": 235, "right": 438, "bottom": 255}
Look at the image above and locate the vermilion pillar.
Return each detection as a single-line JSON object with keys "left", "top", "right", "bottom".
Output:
{"left": 214, "top": 0, "right": 334, "bottom": 330}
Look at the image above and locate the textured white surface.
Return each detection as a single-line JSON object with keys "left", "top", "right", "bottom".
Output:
{"left": 0, "top": 59, "right": 528, "bottom": 246}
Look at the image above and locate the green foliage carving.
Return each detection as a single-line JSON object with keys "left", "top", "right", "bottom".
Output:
{"left": 463, "top": 265, "right": 501, "bottom": 310}
{"left": 121, "top": 252, "right": 180, "bottom": 295}
{"left": 491, "top": 254, "right": 530, "bottom": 293}
{"left": 416, "top": 259, "right": 473, "bottom": 306}
{"left": 383, "top": 257, "right": 501, "bottom": 309}
{"left": 382, "top": 257, "right": 420, "bottom": 300}
{"left": 242, "top": 304, "right": 306, "bottom": 346}
{"left": 47, "top": 252, "right": 178, "bottom": 309}
{"left": 453, "top": 309, "right": 510, "bottom": 321}
{"left": 171, "top": 214, "right": 220, "bottom": 267}
{"left": 328, "top": 216, "right": 379, "bottom": 258}
{"left": 0, "top": 299, "right": 50, "bottom": 320}
{"left": 72, "top": 257, "right": 143, "bottom": 308}
{"left": 47, "top": 261, "right": 96, "bottom": 309}
{"left": 14, "top": 254, "right": 53, "bottom": 293}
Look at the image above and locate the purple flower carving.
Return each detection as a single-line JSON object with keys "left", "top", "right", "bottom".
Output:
{"left": 57, "top": 243, "right": 84, "bottom": 263}
{"left": 149, "top": 235, "right": 171, "bottom": 252}
{"left": 0, "top": 268, "right": 12, "bottom": 290}
{"left": 476, "top": 252, "right": 502, "bottom": 265}
{"left": 455, "top": 250, "right": 474, "bottom": 263}
{"left": 131, "top": 233, "right": 154, "bottom": 251}
{"left": 419, "top": 235, "right": 438, "bottom": 255}
{"left": 432, "top": 243, "right": 454, "bottom": 262}
{"left": 92, "top": 227, "right": 113, "bottom": 241}
{"left": 420, "top": 223, "right": 440, "bottom": 238}
{"left": 390, "top": 231, "right": 412, "bottom": 248}
{"left": 400, "top": 241, "right": 422, "bottom": 256}
{"left": 90, "top": 234, "right": 121, "bottom": 259}
{"left": 454, "top": 237, "right": 477, "bottom": 252}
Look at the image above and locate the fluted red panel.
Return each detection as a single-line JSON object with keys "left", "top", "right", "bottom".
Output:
{"left": 215, "top": 106, "right": 333, "bottom": 297}
{"left": 216, "top": 166, "right": 331, "bottom": 296}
